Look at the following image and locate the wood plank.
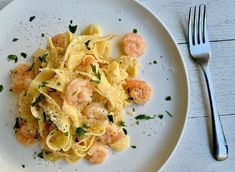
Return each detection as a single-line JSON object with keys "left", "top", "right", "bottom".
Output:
{"left": 178, "top": 40, "right": 235, "bottom": 117}
{"left": 140, "top": 0, "right": 235, "bottom": 43}
{"left": 163, "top": 115, "right": 235, "bottom": 171}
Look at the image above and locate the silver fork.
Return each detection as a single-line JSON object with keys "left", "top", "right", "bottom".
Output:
{"left": 188, "top": 5, "right": 228, "bottom": 161}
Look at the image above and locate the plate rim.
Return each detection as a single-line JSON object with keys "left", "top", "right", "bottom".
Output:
{"left": 133, "top": 0, "right": 190, "bottom": 171}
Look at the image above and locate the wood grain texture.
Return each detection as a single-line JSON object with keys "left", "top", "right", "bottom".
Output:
{"left": 0, "top": 0, "right": 234, "bottom": 171}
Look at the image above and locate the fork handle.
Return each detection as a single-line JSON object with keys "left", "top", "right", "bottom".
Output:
{"left": 202, "top": 67, "right": 228, "bottom": 161}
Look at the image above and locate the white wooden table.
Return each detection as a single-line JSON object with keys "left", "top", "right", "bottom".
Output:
{"left": 1, "top": 0, "right": 234, "bottom": 171}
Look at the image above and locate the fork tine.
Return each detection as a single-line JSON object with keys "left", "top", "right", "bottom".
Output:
{"left": 188, "top": 7, "right": 193, "bottom": 47}
{"left": 193, "top": 6, "right": 197, "bottom": 45}
{"left": 198, "top": 5, "right": 203, "bottom": 44}
{"left": 203, "top": 5, "right": 209, "bottom": 43}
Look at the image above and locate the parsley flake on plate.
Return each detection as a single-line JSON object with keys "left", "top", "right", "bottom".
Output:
{"left": 135, "top": 114, "right": 155, "bottom": 120}
{"left": 8, "top": 54, "right": 18, "bottom": 63}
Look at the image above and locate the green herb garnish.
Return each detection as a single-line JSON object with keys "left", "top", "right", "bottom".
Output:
{"left": 8, "top": 54, "right": 18, "bottom": 63}
{"left": 76, "top": 127, "right": 86, "bottom": 137}
{"left": 56, "top": 82, "right": 61, "bottom": 86}
{"left": 131, "top": 145, "right": 137, "bottom": 149}
{"left": 165, "top": 96, "right": 171, "bottom": 101}
{"left": 135, "top": 114, "right": 155, "bottom": 120}
{"left": 153, "top": 60, "right": 157, "bottom": 64}
{"left": 64, "top": 132, "right": 68, "bottom": 136}
{"left": 132, "top": 108, "right": 135, "bottom": 112}
{"left": 31, "top": 94, "right": 45, "bottom": 107}
{"left": 27, "top": 62, "right": 35, "bottom": 71}
{"left": 158, "top": 114, "right": 164, "bottom": 119}
{"left": 37, "top": 152, "right": 44, "bottom": 159}
{"left": 85, "top": 40, "right": 91, "bottom": 50}
{"left": 128, "top": 97, "right": 134, "bottom": 101}
{"left": 12, "top": 38, "right": 18, "bottom": 42}
{"left": 165, "top": 110, "right": 173, "bottom": 117}
{"left": 38, "top": 81, "right": 48, "bottom": 89}
{"left": 69, "top": 24, "right": 77, "bottom": 33}
{"left": 41, "top": 33, "right": 45, "bottom": 37}
{"left": 0, "top": 85, "right": 3, "bottom": 92}
{"left": 20, "top": 52, "right": 27, "bottom": 58}
{"left": 108, "top": 115, "right": 113, "bottom": 123}
{"left": 29, "top": 16, "right": 35, "bottom": 22}
{"left": 82, "top": 123, "right": 90, "bottom": 128}
{"left": 13, "top": 117, "right": 21, "bottom": 129}
{"left": 90, "top": 64, "right": 96, "bottom": 73}
{"left": 133, "top": 29, "right": 138, "bottom": 33}
{"left": 90, "top": 64, "right": 101, "bottom": 83}
{"left": 118, "top": 121, "right": 126, "bottom": 127}
{"left": 123, "top": 128, "right": 127, "bottom": 135}
{"left": 38, "top": 53, "right": 48, "bottom": 63}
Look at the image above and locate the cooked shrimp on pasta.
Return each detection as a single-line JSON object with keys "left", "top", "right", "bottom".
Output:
{"left": 11, "top": 24, "right": 152, "bottom": 164}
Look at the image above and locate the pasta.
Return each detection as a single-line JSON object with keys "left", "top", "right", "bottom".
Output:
{"left": 11, "top": 24, "right": 152, "bottom": 164}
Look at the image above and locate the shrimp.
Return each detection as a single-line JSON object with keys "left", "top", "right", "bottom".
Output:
{"left": 65, "top": 78, "right": 93, "bottom": 106}
{"left": 76, "top": 55, "right": 98, "bottom": 72}
{"left": 124, "top": 80, "right": 152, "bottom": 104}
{"left": 122, "top": 32, "right": 146, "bottom": 57}
{"left": 83, "top": 102, "right": 108, "bottom": 120}
{"left": 51, "top": 33, "right": 65, "bottom": 48}
{"left": 85, "top": 143, "right": 108, "bottom": 164}
{"left": 15, "top": 118, "right": 36, "bottom": 146}
{"left": 101, "top": 124, "right": 125, "bottom": 145}
{"left": 11, "top": 63, "right": 34, "bottom": 93}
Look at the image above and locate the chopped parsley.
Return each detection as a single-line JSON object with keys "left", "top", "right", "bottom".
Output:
{"left": 20, "top": 52, "right": 27, "bottom": 58}
{"left": 29, "top": 16, "right": 35, "bottom": 22}
{"left": 135, "top": 114, "right": 155, "bottom": 120}
{"left": 38, "top": 81, "right": 48, "bottom": 89}
{"left": 13, "top": 117, "right": 21, "bottom": 129}
{"left": 90, "top": 64, "right": 97, "bottom": 73}
{"left": 82, "top": 123, "right": 89, "bottom": 128}
{"left": 132, "top": 108, "right": 135, "bottom": 112}
{"left": 153, "top": 60, "right": 157, "bottom": 64}
{"left": 12, "top": 38, "right": 18, "bottom": 42}
{"left": 31, "top": 94, "right": 45, "bottom": 107}
{"left": 85, "top": 40, "right": 91, "bottom": 50}
{"left": 165, "top": 110, "right": 173, "bottom": 117}
{"left": 8, "top": 54, "right": 18, "bottom": 63}
{"left": 64, "top": 132, "right": 68, "bottom": 136}
{"left": 90, "top": 64, "right": 101, "bottom": 83}
{"left": 69, "top": 24, "right": 77, "bottom": 33}
{"left": 133, "top": 29, "right": 138, "bottom": 33}
{"left": 27, "top": 62, "right": 35, "bottom": 71}
{"left": 158, "top": 114, "right": 164, "bottom": 119}
{"left": 128, "top": 97, "right": 134, "bottom": 101}
{"left": 37, "top": 152, "right": 44, "bottom": 159}
{"left": 118, "top": 121, "right": 126, "bottom": 127}
{"left": 21, "top": 165, "right": 25, "bottom": 168}
{"left": 38, "top": 53, "right": 48, "bottom": 63}
{"left": 165, "top": 96, "right": 171, "bottom": 101}
{"left": 56, "top": 82, "right": 61, "bottom": 86}
{"left": 41, "top": 33, "right": 45, "bottom": 37}
{"left": 76, "top": 127, "right": 86, "bottom": 137}
{"left": 43, "top": 112, "right": 47, "bottom": 122}
{"left": 123, "top": 128, "right": 127, "bottom": 135}
{"left": 131, "top": 145, "right": 137, "bottom": 149}
{"left": 108, "top": 115, "right": 113, "bottom": 123}
{"left": 0, "top": 85, "right": 3, "bottom": 92}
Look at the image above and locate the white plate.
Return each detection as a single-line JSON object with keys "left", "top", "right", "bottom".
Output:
{"left": 0, "top": 0, "right": 189, "bottom": 171}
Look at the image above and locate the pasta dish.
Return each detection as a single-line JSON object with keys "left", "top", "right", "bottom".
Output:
{"left": 11, "top": 24, "right": 152, "bottom": 164}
